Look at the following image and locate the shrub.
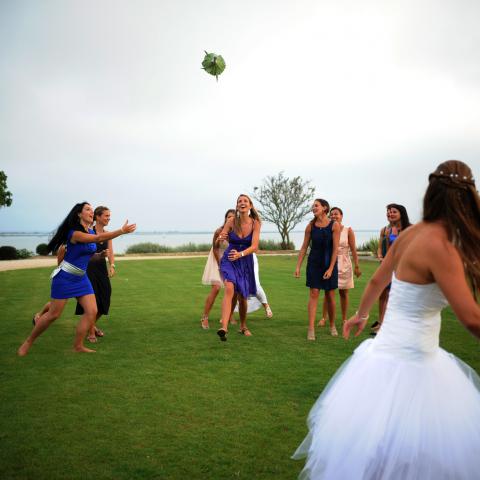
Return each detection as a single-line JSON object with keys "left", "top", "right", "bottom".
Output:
{"left": 125, "top": 243, "right": 172, "bottom": 254}
{"left": 16, "top": 248, "right": 33, "bottom": 259}
{"left": 358, "top": 237, "right": 379, "bottom": 255}
{"left": 0, "top": 246, "right": 17, "bottom": 260}
{"left": 174, "top": 243, "right": 211, "bottom": 252}
{"left": 258, "top": 239, "right": 295, "bottom": 250}
{"left": 36, "top": 243, "right": 50, "bottom": 255}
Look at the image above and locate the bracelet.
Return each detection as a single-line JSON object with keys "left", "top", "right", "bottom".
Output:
{"left": 355, "top": 311, "right": 369, "bottom": 321}
{"left": 241, "top": 251, "right": 244, "bottom": 257}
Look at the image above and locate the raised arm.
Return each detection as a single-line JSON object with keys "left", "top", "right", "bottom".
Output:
{"left": 348, "top": 227, "right": 361, "bottom": 277}
{"left": 71, "top": 220, "right": 136, "bottom": 244}
{"left": 294, "top": 224, "right": 312, "bottom": 277}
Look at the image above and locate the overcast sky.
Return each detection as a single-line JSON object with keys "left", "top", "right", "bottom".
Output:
{"left": 1, "top": 0, "right": 479, "bottom": 233}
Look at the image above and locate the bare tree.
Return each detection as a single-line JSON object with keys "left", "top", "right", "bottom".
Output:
{"left": 253, "top": 172, "right": 315, "bottom": 249}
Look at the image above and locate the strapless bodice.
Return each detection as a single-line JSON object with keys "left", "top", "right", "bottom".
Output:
{"left": 372, "top": 273, "right": 449, "bottom": 359}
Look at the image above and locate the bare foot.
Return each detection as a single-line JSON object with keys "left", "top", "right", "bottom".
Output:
{"left": 73, "top": 345, "right": 96, "bottom": 353}
{"left": 17, "top": 341, "right": 32, "bottom": 356}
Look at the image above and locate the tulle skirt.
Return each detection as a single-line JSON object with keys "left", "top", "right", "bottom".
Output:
{"left": 292, "top": 339, "right": 480, "bottom": 480}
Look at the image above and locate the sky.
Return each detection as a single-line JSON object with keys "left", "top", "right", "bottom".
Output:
{"left": 1, "top": 0, "right": 479, "bottom": 233}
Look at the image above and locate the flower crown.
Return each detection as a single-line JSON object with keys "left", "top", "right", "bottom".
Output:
{"left": 429, "top": 170, "right": 475, "bottom": 189}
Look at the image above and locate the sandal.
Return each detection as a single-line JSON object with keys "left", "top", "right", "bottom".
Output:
{"left": 200, "top": 315, "right": 209, "bottom": 330}
{"left": 307, "top": 329, "right": 316, "bottom": 341}
{"left": 317, "top": 318, "right": 326, "bottom": 327}
{"left": 370, "top": 321, "right": 379, "bottom": 330}
{"left": 87, "top": 335, "right": 97, "bottom": 344}
{"left": 94, "top": 327, "right": 104, "bottom": 337}
{"left": 265, "top": 305, "right": 273, "bottom": 318}
{"left": 330, "top": 326, "right": 338, "bottom": 337}
{"left": 238, "top": 328, "right": 252, "bottom": 336}
{"left": 217, "top": 328, "right": 227, "bottom": 341}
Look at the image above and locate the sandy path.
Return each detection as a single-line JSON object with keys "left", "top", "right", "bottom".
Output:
{"left": 0, "top": 252, "right": 302, "bottom": 272}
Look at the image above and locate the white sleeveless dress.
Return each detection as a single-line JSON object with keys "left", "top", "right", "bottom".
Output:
{"left": 293, "top": 273, "right": 480, "bottom": 479}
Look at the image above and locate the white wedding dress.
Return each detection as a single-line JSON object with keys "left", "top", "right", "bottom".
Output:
{"left": 293, "top": 273, "right": 480, "bottom": 480}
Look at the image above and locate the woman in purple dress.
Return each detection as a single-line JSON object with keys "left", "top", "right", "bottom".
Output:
{"left": 216, "top": 194, "right": 261, "bottom": 341}
{"left": 17, "top": 202, "right": 136, "bottom": 356}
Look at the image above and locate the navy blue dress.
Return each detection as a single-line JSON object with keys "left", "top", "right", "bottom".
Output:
{"left": 220, "top": 228, "right": 257, "bottom": 299}
{"left": 306, "top": 221, "right": 338, "bottom": 291}
{"left": 50, "top": 229, "right": 97, "bottom": 299}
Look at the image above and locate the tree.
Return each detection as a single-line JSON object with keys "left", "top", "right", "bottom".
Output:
{"left": 0, "top": 171, "right": 13, "bottom": 208}
{"left": 253, "top": 172, "right": 315, "bottom": 249}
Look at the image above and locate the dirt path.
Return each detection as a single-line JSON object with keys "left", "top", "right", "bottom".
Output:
{"left": 0, "top": 252, "right": 301, "bottom": 272}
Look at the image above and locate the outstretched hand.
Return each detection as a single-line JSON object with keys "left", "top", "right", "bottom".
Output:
{"left": 343, "top": 313, "right": 368, "bottom": 339}
{"left": 121, "top": 220, "right": 136, "bottom": 234}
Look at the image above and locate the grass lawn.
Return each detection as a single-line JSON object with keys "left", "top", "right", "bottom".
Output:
{"left": 0, "top": 257, "right": 478, "bottom": 479}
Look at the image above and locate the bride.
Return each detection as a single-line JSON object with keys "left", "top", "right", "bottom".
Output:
{"left": 293, "top": 160, "right": 480, "bottom": 479}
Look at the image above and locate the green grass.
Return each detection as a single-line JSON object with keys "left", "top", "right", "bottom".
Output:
{"left": 0, "top": 257, "right": 478, "bottom": 479}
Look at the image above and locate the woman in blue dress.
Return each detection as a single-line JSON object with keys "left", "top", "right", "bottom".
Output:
{"left": 17, "top": 202, "right": 136, "bottom": 356}
{"left": 216, "top": 194, "right": 261, "bottom": 341}
{"left": 295, "top": 199, "right": 340, "bottom": 340}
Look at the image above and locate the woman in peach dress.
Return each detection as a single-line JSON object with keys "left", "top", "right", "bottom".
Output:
{"left": 200, "top": 209, "right": 236, "bottom": 329}
{"left": 318, "top": 207, "right": 361, "bottom": 326}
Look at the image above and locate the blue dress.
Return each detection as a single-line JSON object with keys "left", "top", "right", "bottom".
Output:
{"left": 306, "top": 221, "right": 338, "bottom": 291}
{"left": 51, "top": 229, "right": 97, "bottom": 299}
{"left": 220, "top": 228, "right": 257, "bottom": 299}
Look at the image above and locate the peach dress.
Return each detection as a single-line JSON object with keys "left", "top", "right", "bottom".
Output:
{"left": 201, "top": 240, "right": 228, "bottom": 286}
{"left": 337, "top": 226, "right": 354, "bottom": 290}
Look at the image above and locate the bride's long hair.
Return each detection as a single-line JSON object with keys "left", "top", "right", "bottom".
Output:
{"left": 423, "top": 160, "right": 480, "bottom": 291}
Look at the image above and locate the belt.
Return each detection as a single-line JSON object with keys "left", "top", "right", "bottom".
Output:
{"left": 51, "top": 261, "right": 86, "bottom": 278}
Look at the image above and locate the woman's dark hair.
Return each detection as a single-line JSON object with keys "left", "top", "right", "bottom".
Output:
{"left": 387, "top": 203, "right": 412, "bottom": 230}
{"left": 423, "top": 160, "right": 480, "bottom": 291}
{"left": 330, "top": 206, "right": 343, "bottom": 216}
{"left": 224, "top": 209, "right": 235, "bottom": 225}
{"left": 310, "top": 199, "right": 330, "bottom": 226}
{"left": 47, "top": 202, "right": 90, "bottom": 253}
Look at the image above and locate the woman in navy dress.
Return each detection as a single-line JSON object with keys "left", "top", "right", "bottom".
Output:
{"left": 295, "top": 199, "right": 340, "bottom": 340}
{"left": 216, "top": 194, "right": 261, "bottom": 341}
{"left": 17, "top": 202, "right": 136, "bottom": 356}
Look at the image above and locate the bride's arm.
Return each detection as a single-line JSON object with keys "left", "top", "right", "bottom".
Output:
{"left": 429, "top": 237, "right": 480, "bottom": 340}
{"left": 343, "top": 243, "right": 396, "bottom": 338}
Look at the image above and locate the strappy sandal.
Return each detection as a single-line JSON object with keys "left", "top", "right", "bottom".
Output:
{"left": 330, "top": 326, "right": 338, "bottom": 337}
{"left": 94, "top": 327, "right": 104, "bottom": 337}
{"left": 265, "top": 305, "right": 273, "bottom": 318}
{"left": 307, "top": 329, "right": 316, "bottom": 341}
{"left": 200, "top": 315, "right": 209, "bottom": 330}
{"left": 217, "top": 328, "right": 227, "bottom": 341}
{"left": 87, "top": 335, "right": 97, "bottom": 344}
{"left": 238, "top": 328, "right": 252, "bottom": 336}
{"left": 317, "top": 318, "right": 326, "bottom": 327}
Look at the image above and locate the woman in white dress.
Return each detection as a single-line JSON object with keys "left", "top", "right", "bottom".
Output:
{"left": 200, "top": 209, "right": 235, "bottom": 329}
{"left": 293, "top": 160, "right": 480, "bottom": 479}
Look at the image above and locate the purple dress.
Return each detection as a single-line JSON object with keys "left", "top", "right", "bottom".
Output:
{"left": 220, "top": 228, "right": 257, "bottom": 299}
